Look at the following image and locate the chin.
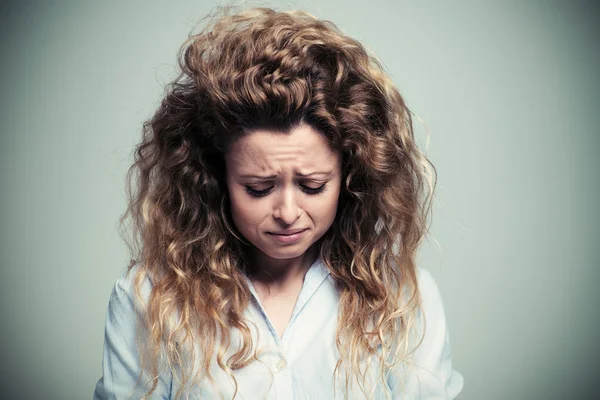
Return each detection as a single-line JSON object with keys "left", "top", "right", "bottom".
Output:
{"left": 260, "top": 247, "right": 308, "bottom": 260}
{"left": 257, "top": 238, "right": 315, "bottom": 258}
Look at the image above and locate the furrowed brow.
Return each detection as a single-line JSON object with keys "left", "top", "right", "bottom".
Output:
{"left": 295, "top": 171, "right": 333, "bottom": 178}
{"left": 239, "top": 171, "right": 333, "bottom": 179}
{"left": 239, "top": 174, "right": 278, "bottom": 179}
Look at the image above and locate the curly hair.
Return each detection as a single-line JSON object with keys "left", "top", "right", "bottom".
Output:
{"left": 121, "top": 6, "right": 436, "bottom": 399}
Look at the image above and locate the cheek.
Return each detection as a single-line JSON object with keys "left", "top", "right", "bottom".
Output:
{"left": 311, "top": 190, "right": 340, "bottom": 225}
{"left": 229, "top": 192, "right": 265, "bottom": 229}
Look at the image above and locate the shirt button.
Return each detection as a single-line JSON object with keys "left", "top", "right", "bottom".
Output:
{"left": 276, "top": 358, "right": 287, "bottom": 370}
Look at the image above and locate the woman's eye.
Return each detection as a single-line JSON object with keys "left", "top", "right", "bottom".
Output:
{"left": 300, "top": 184, "right": 327, "bottom": 195}
{"left": 244, "top": 186, "right": 273, "bottom": 197}
{"left": 244, "top": 183, "right": 327, "bottom": 197}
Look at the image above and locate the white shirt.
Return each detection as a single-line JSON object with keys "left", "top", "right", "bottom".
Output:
{"left": 94, "top": 257, "right": 463, "bottom": 399}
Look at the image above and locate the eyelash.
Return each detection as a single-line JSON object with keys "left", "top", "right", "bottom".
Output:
{"left": 244, "top": 184, "right": 327, "bottom": 198}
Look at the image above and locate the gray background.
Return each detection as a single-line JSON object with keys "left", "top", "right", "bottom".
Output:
{"left": 1, "top": 1, "right": 598, "bottom": 399}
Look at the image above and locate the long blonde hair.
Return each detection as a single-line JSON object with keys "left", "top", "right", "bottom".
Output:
{"left": 121, "top": 6, "right": 436, "bottom": 399}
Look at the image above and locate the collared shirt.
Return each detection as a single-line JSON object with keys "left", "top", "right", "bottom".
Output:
{"left": 94, "top": 257, "right": 463, "bottom": 399}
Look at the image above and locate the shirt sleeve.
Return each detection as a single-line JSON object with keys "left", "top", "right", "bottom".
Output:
{"left": 93, "top": 268, "right": 172, "bottom": 400}
{"left": 388, "top": 268, "right": 464, "bottom": 399}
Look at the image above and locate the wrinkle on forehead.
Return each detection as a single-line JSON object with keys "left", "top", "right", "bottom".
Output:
{"left": 225, "top": 125, "right": 339, "bottom": 177}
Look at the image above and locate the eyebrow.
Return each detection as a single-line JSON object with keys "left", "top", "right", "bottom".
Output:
{"left": 239, "top": 171, "right": 333, "bottom": 179}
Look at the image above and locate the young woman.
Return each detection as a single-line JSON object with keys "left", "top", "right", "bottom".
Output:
{"left": 94, "top": 7, "right": 463, "bottom": 400}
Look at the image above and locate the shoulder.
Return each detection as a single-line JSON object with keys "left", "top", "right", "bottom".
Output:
{"left": 107, "top": 264, "right": 154, "bottom": 320}
{"left": 95, "top": 266, "right": 173, "bottom": 399}
{"left": 409, "top": 268, "right": 464, "bottom": 398}
{"left": 416, "top": 268, "right": 445, "bottom": 315}
{"left": 413, "top": 267, "right": 449, "bottom": 339}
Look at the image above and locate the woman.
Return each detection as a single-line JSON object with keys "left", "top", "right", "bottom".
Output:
{"left": 94, "top": 7, "right": 463, "bottom": 400}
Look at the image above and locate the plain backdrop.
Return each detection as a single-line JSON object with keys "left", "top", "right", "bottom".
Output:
{"left": 1, "top": 1, "right": 598, "bottom": 399}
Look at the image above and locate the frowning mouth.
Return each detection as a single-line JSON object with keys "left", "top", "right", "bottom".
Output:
{"left": 268, "top": 229, "right": 306, "bottom": 235}
{"left": 267, "top": 229, "right": 307, "bottom": 243}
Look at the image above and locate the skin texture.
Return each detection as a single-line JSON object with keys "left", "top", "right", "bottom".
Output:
{"left": 225, "top": 123, "right": 342, "bottom": 335}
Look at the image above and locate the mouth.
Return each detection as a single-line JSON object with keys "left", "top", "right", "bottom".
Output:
{"left": 266, "top": 229, "right": 308, "bottom": 243}
{"left": 268, "top": 229, "right": 307, "bottom": 236}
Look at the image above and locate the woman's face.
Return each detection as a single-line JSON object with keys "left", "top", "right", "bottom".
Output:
{"left": 225, "top": 124, "right": 341, "bottom": 263}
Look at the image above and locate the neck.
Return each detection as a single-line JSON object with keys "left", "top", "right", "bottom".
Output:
{"left": 249, "top": 245, "right": 319, "bottom": 291}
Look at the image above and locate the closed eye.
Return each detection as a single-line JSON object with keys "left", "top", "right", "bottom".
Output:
{"left": 244, "top": 186, "right": 273, "bottom": 197}
{"left": 244, "top": 183, "right": 327, "bottom": 198}
{"left": 300, "top": 183, "right": 327, "bottom": 195}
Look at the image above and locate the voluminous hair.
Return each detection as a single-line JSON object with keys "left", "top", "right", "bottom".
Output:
{"left": 121, "top": 6, "right": 436, "bottom": 399}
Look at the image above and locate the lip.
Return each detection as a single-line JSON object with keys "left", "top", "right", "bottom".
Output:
{"left": 269, "top": 229, "right": 306, "bottom": 235}
{"left": 267, "top": 228, "right": 307, "bottom": 244}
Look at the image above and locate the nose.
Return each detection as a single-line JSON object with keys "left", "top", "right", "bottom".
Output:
{"left": 272, "top": 188, "right": 301, "bottom": 225}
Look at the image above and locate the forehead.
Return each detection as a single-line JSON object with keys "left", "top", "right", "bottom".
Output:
{"left": 225, "top": 124, "right": 339, "bottom": 173}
